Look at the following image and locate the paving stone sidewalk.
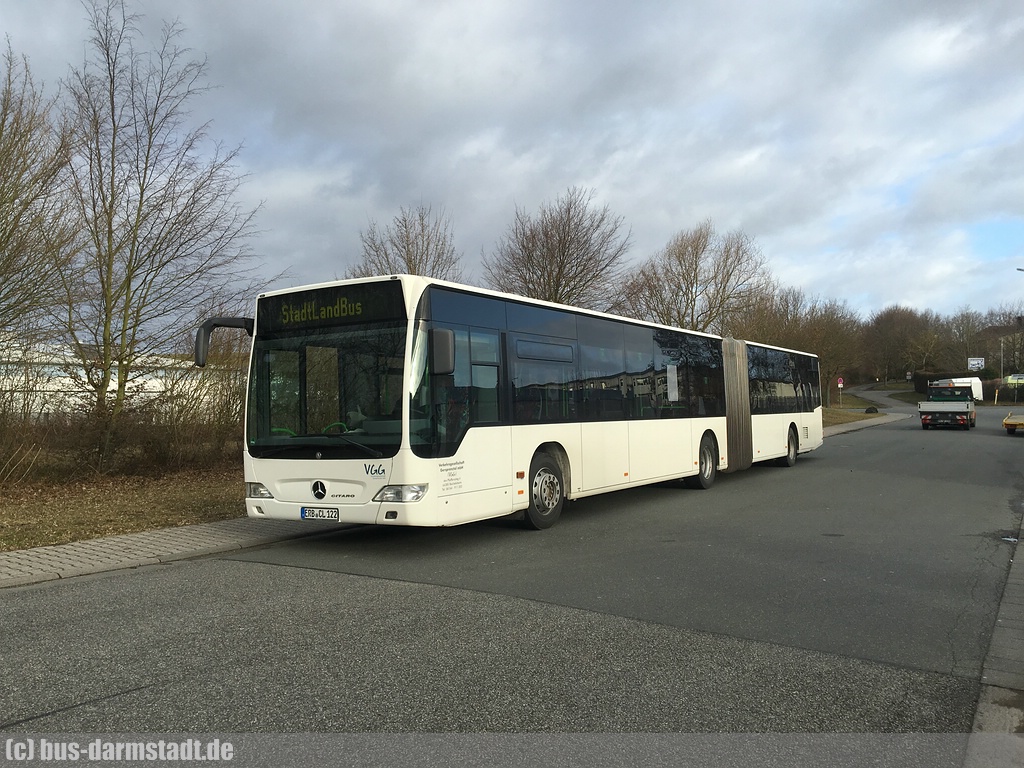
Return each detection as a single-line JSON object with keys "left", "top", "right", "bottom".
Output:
{"left": 0, "top": 517, "right": 343, "bottom": 589}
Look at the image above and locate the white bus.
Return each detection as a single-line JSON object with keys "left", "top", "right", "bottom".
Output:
{"left": 195, "top": 275, "right": 823, "bottom": 529}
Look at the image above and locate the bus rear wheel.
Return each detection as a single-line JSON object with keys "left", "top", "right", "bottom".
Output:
{"left": 776, "top": 426, "right": 798, "bottom": 467}
{"left": 525, "top": 452, "right": 564, "bottom": 529}
{"left": 685, "top": 433, "right": 717, "bottom": 490}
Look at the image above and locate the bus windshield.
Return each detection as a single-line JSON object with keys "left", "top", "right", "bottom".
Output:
{"left": 245, "top": 281, "right": 409, "bottom": 459}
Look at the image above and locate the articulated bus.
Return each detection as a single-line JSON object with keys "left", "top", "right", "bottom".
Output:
{"left": 195, "top": 275, "right": 823, "bottom": 529}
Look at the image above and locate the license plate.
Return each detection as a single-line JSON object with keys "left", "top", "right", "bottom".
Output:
{"left": 301, "top": 507, "right": 340, "bottom": 521}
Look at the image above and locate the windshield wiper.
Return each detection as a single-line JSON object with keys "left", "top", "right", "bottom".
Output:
{"left": 253, "top": 434, "right": 384, "bottom": 459}
{"left": 289, "top": 433, "right": 384, "bottom": 458}
{"left": 322, "top": 433, "right": 383, "bottom": 458}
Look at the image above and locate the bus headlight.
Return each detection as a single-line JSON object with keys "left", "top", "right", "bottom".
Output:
{"left": 373, "top": 484, "right": 428, "bottom": 503}
{"left": 246, "top": 482, "right": 274, "bottom": 499}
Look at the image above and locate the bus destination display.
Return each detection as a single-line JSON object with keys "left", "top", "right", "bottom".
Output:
{"left": 258, "top": 281, "right": 406, "bottom": 333}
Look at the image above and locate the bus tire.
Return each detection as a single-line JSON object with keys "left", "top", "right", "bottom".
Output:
{"left": 776, "top": 426, "right": 798, "bottom": 467}
{"left": 524, "top": 452, "right": 564, "bottom": 529}
{"left": 685, "top": 433, "right": 717, "bottom": 490}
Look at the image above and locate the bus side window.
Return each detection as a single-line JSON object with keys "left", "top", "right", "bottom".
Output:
{"left": 470, "top": 329, "right": 501, "bottom": 424}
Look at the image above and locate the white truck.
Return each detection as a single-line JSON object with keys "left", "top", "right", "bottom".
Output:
{"left": 918, "top": 378, "right": 981, "bottom": 430}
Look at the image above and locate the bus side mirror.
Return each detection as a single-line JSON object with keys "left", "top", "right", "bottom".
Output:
{"left": 195, "top": 316, "right": 254, "bottom": 367}
{"left": 430, "top": 328, "right": 455, "bottom": 376}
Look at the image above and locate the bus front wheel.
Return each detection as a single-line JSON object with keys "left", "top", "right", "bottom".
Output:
{"left": 685, "top": 433, "right": 717, "bottom": 490}
{"left": 525, "top": 452, "right": 564, "bottom": 529}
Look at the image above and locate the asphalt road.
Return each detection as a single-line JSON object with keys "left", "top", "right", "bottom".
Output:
{"left": 1, "top": 399, "right": 1021, "bottom": 765}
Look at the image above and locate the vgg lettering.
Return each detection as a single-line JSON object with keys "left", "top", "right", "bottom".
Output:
{"left": 364, "top": 464, "right": 386, "bottom": 476}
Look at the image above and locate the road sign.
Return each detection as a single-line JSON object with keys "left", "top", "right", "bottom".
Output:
{"left": 838, "top": 377, "right": 844, "bottom": 389}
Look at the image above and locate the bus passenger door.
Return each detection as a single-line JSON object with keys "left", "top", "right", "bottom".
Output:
{"left": 432, "top": 325, "right": 513, "bottom": 524}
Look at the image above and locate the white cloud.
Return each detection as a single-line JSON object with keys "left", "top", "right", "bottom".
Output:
{"left": 4, "top": 0, "right": 1024, "bottom": 318}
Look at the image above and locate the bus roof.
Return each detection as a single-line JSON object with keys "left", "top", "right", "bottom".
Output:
{"left": 256, "top": 274, "right": 819, "bottom": 359}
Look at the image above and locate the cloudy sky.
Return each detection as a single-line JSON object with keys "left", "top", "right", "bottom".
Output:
{"left": 5, "top": 0, "right": 1024, "bottom": 318}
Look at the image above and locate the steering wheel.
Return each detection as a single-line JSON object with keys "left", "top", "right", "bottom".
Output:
{"left": 321, "top": 422, "right": 348, "bottom": 434}
{"left": 271, "top": 427, "right": 297, "bottom": 437}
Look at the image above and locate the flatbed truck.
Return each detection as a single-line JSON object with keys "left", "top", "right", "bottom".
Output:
{"left": 1003, "top": 413, "right": 1024, "bottom": 434}
{"left": 919, "top": 378, "right": 979, "bottom": 430}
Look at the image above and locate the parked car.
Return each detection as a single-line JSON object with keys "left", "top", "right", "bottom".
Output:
{"left": 1004, "top": 374, "right": 1024, "bottom": 388}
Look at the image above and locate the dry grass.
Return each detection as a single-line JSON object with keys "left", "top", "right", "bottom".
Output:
{"left": 822, "top": 390, "right": 886, "bottom": 429}
{"left": 823, "top": 407, "right": 883, "bottom": 428}
{"left": 0, "top": 465, "right": 245, "bottom": 552}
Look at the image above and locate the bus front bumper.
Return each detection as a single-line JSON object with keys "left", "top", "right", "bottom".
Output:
{"left": 244, "top": 498, "right": 439, "bottom": 527}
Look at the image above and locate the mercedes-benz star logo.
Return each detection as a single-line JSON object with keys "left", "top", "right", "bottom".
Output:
{"left": 311, "top": 481, "right": 327, "bottom": 500}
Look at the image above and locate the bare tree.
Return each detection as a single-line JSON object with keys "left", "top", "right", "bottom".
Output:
{"left": 619, "top": 220, "right": 773, "bottom": 334}
{"left": 153, "top": 295, "right": 250, "bottom": 467}
{"left": 982, "top": 303, "right": 1024, "bottom": 377}
{"left": 731, "top": 286, "right": 862, "bottom": 406}
{"left": 57, "top": 0, "right": 260, "bottom": 470}
{"left": 804, "top": 298, "right": 863, "bottom": 405}
{"left": 863, "top": 306, "right": 928, "bottom": 383}
{"left": 904, "top": 309, "right": 944, "bottom": 372}
{"left": 482, "top": 186, "right": 630, "bottom": 310}
{"left": 728, "top": 284, "right": 804, "bottom": 343}
{"left": 0, "top": 44, "right": 75, "bottom": 335}
{"left": 346, "top": 204, "right": 463, "bottom": 280}
{"left": 936, "top": 306, "right": 989, "bottom": 374}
